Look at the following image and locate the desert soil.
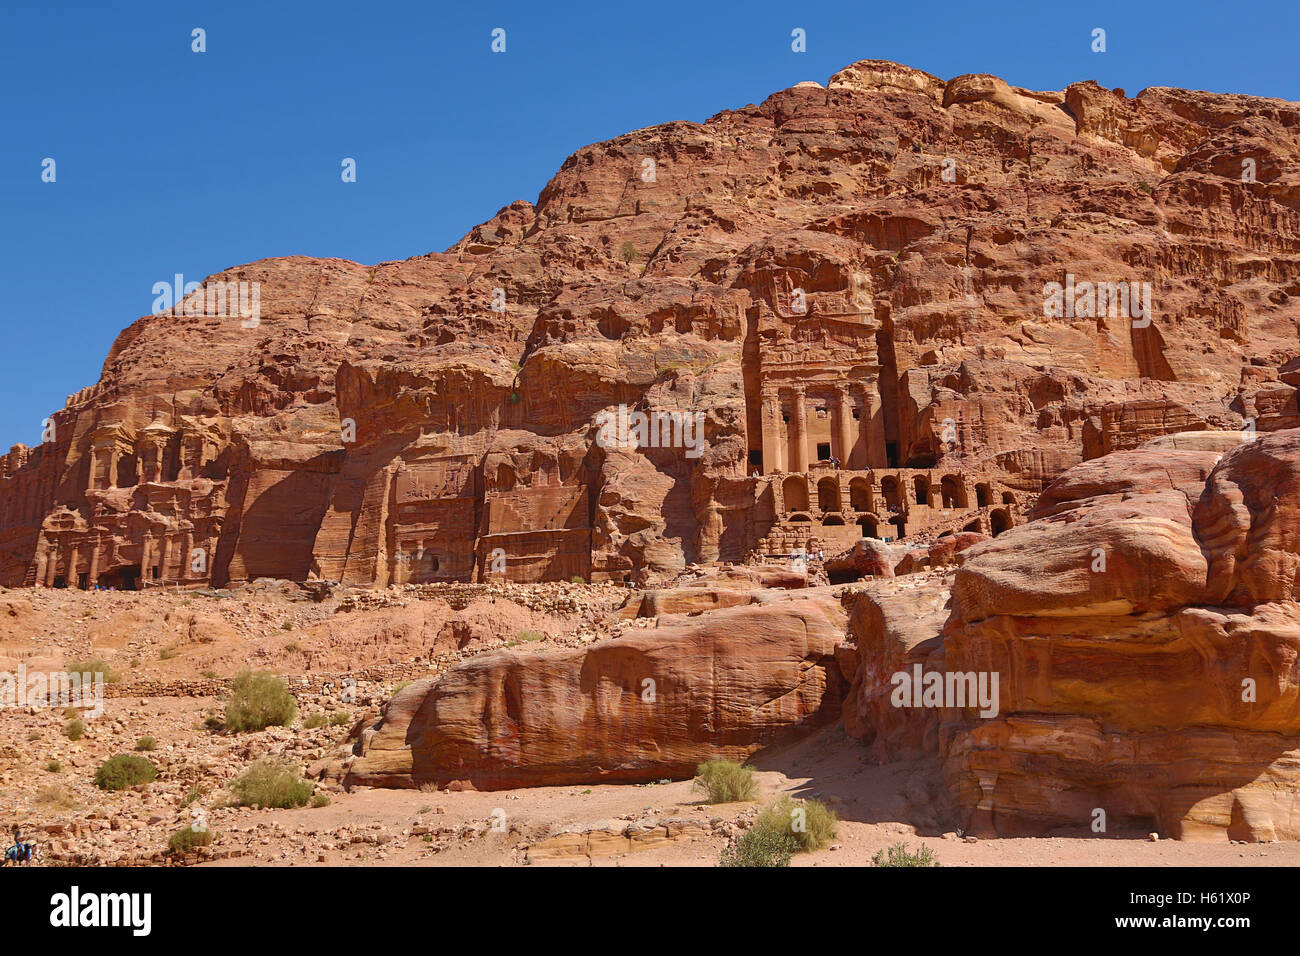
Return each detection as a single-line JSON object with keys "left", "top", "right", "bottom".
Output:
{"left": 1, "top": 580, "right": 1294, "bottom": 867}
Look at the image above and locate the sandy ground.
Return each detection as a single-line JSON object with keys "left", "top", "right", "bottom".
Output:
{"left": 3, "top": 579, "right": 1299, "bottom": 868}
{"left": 201, "top": 725, "right": 1300, "bottom": 868}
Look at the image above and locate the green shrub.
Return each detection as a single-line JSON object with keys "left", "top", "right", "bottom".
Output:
{"left": 871, "top": 841, "right": 940, "bottom": 867}
{"left": 223, "top": 670, "right": 297, "bottom": 732}
{"left": 202, "top": 670, "right": 218, "bottom": 679}
{"left": 229, "top": 758, "right": 313, "bottom": 809}
{"left": 168, "top": 825, "right": 214, "bottom": 854}
{"left": 515, "top": 630, "right": 544, "bottom": 643}
{"left": 94, "top": 754, "right": 157, "bottom": 791}
{"left": 692, "top": 759, "right": 758, "bottom": 804}
{"left": 569, "top": 575, "right": 586, "bottom": 584}
{"left": 719, "top": 816, "right": 798, "bottom": 867}
{"left": 311, "top": 794, "right": 331, "bottom": 808}
{"left": 759, "top": 796, "right": 838, "bottom": 852}
{"left": 328, "top": 711, "right": 352, "bottom": 727}
{"left": 135, "top": 736, "right": 156, "bottom": 751}
{"left": 301, "top": 712, "right": 326, "bottom": 729}
{"left": 64, "top": 718, "right": 85, "bottom": 740}
{"left": 159, "top": 647, "right": 178, "bottom": 660}
{"left": 45, "top": 760, "right": 62, "bottom": 773}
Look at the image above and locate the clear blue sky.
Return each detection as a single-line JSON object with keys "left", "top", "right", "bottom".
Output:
{"left": 1, "top": 0, "right": 1296, "bottom": 449}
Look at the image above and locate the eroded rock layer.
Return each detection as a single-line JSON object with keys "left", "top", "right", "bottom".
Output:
{"left": 846, "top": 429, "right": 1300, "bottom": 840}
{"left": 345, "top": 595, "right": 848, "bottom": 789}
{"left": 4, "top": 60, "right": 1300, "bottom": 590}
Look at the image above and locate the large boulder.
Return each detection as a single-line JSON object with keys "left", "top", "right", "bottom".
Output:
{"left": 847, "top": 429, "right": 1300, "bottom": 841}
{"left": 825, "top": 539, "right": 895, "bottom": 583}
{"left": 345, "top": 598, "right": 848, "bottom": 790}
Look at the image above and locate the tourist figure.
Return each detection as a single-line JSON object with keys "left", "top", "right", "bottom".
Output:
{"left": 4, "top": 825, "right": 35, "bottom": 865}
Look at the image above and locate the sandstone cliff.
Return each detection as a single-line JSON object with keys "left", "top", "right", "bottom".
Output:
{"left": 5, "top": 59, "right": 1299, "bottom": 591}
{"left": 846, "top": 429, "right": 1300, "bottom": 840}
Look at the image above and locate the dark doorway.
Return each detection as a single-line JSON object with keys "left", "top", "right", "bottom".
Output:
{"left": 849, "top": 478, "right": 872, "bottom": 511}
{"left": 99, "top": 565, "right": 141, "bottom": 591}
{"left": 783, "top": 476, "right": 809, "bottom": 512}
{"left": 817, "top": 477, "right": 840, "bottom": 512}
{"left": 941, "top": 476, "right": 965, "bottom": 509}
{"left": 881, "top": 477, "right": 901, "bottom": 510}
{"left": 115, "top": 454, "right": 138, "bottom": 488}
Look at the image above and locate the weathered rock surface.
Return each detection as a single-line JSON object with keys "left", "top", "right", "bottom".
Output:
{"left": 846, "top": 429, "right": 1300, "bottom": 840}
{"left": 345, "top": 597, "right": 847, "bottom": 789}
{"left": 825, "top": 538, "right": 897, "bottom": 583}
{"left": 842, "top": 577, "right": 951, "bottom": 755}
{"left": 893, "top": 531, "right": 988, "bottom": 575}
{"left": 3, "top": 60, "right": 1298, "bottom": 590}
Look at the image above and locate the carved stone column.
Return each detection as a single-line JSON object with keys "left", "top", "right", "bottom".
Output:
{"left": 157, "top": 534, "right": 172, "bottom": 585}
{"left": 206, "top": 527, "right": 221, "bottom": 582}
{"left": 86, "top": 448, "right": 102, "bottom": 494}
{"left": 791, "top": 386, "right": 809, "bottom": 473}
{"left": 140, "top": 533, "right": 153, "bottom": 587}
{"left": 761, "top": 388, "right": 783, "bottom": 474}
{"left": 44, "top": 540, "right": 59, "bottom": 586}
{"left": 88, "top": 536, "right": 101, "bottom": 587}
{"left": 869, "top": 384, "right": 887, "bottom": 468}
{"left": 860, "top": 381, "right": 887, "bottom": 468}
{"left": 836, "top": 385, "right": 855, "bottom": 467}
{"left": 33, "top": 545, "right": 48, "bottom": 588}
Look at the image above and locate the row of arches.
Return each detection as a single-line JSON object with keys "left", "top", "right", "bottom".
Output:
{"left": 787, "top": 512, "right": 884, "bottom": 537}
{"left": 781, "top": 475, "right": 1016, "bottom": 514}
{"left": 788, "top": 507, "right": 1014, "bottom": 539}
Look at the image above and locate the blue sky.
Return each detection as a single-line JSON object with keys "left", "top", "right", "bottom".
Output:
{"left": 1, "top": 0, "right": 1296, "bottom": 448}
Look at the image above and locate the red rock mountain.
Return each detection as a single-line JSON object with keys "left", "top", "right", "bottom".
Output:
{"left": 4, "top": 60, "right": 1299, "bottom": 591}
